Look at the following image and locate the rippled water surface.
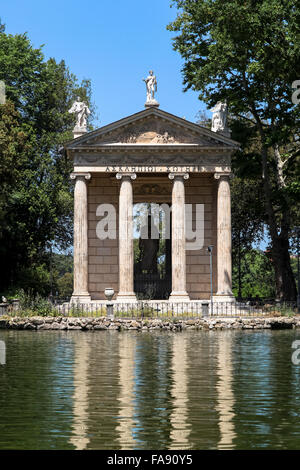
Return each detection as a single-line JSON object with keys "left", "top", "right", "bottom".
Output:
{"left": 1, "top": 329, "right": 300, "bottom": 449}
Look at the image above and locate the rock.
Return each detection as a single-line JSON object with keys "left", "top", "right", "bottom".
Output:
{"left": 44, "top": 317, "right": 55, "bottom": 323}
{"left": 24, "top": 323, "right": 36, "bottom": 330}
{"left": 2, "top": 315, "right": 300, "bottom": 332}
{"left": 67, "top": 319, "right": 82, "bottom": 327}
{"left": 31, "top": 318, "right": 45, "bottom": 326}
{"left": 37, "top": 324, "right": 52, "bottom": 330}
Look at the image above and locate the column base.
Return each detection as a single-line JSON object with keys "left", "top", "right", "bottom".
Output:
{"left": 168, "top": 291, "right": 190, "bottom": 302}
{"left": 212, "top": 294, "right": 235, "bottom": 303}
{"left": 70, "top": 294, "right": 91, "bottom": 304}
{"left": 116, "top": 292, "right": 137, "bottom": 303}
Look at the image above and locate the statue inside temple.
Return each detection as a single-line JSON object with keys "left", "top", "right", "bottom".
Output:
{"left": 137, "top": 215, "right": 159, "bottom": 274}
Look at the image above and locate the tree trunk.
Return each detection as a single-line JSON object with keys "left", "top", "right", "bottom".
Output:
{"left": 271, "top": 233, "right": 297, "bottom": 300}
{"left": 238, "top": 230, "right": 242, "bottom": 299}
{"left": 260, "top": 145, "right": 297, "bottom": 301}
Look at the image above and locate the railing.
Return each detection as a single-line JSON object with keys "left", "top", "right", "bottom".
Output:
{"left": 2, "top": 299, "right": 297, "bottom": 319}
{"left": 209, "top": 301, "right": 297, "bottom": 317}
{"left": 52, "top": 300, "right": 297, "bottom": 319}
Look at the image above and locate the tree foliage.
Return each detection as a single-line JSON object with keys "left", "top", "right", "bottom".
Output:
{"left": 232, "top": 249, "right": 276, "bottom": 299}
{"left": 0, "top": 28, "right": 94, "bottom": 293}
{"left": 168, "top": 0, "right": 300, "bottom": 299}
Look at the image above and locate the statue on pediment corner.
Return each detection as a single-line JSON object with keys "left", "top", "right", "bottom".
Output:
{"left": 210, "top": 101, "right": 228, "bottom": 134}
{"left": 68, "top": 96, "right": 91, "bottom": 131}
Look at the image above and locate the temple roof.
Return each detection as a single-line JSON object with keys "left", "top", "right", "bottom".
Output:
{"left": 64, "top": 107, "right": 239, "bottom": 152}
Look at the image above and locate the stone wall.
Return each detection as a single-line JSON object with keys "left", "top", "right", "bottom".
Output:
{"left": 88, "top": 175, "right": 119, "bottom": 299}
{"left": 1, "top": 316, "right": 299, "bottom": 331}
{"left": 87, "top": 173, "right": 216, "bottom": 301}
{"left": 185, "top": 174, "right": 217, "bottom": 299}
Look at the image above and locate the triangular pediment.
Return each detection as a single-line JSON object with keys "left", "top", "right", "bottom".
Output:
{"left": 65, "top": 108, "right": 239, "bottom": 150}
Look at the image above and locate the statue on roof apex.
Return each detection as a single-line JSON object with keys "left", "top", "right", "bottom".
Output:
{"left": 143, "top": 70, "right": 159, "bottom": 108}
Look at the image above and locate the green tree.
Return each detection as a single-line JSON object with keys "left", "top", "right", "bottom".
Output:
{"left": 0, "top": 28, "right": 94, "bottom": 294}
{"left": 231, "top": 176, "right": 265, "bottom": 298}
{"left": 168, "top": 0, "right": 300, "bottom": 300}
{"left": 57, "top": 272, "right": 73, "bottom": 299}
{"left": 232, "top": 249, "right": 276, "bottom": 299}
{"left": 0, "top": 19, "right": 5, "bottom": 34}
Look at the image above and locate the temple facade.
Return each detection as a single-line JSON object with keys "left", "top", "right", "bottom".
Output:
{"left": 64, "top": 105, "right": 239, "bottom": 303}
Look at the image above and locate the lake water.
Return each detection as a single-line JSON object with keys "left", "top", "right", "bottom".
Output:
{"left": 0, "top": 329, "right": 300, "bottom": 450}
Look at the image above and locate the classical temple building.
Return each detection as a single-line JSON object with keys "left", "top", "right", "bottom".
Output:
{"left": 64, "top": 84, "right": 239, "bottom": 303}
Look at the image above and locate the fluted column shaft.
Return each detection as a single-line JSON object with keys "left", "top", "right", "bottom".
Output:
{"left": 116, "top": 173, "right": 136, "bottom": 301}
{"left": 214, "top": 173, "right": 233, "bottom": 297}
{"left": 168, "top": 173, "right": 190, "bottom": 301}
{"left": 71, "top": 172, "right": 91, "bottom": 302}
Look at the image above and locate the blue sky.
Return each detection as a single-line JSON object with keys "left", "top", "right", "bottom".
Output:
{"left": 1, "top": 1, "right": 271, "bottom": 252}
{"left": 1, "top": 0, "right": 207, "bottom": 127}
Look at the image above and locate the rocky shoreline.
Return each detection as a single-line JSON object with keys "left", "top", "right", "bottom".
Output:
{"left": 0, "top": 316, "right": 300, "bottom": 331}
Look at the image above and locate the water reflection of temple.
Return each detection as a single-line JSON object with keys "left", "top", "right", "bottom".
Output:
{"left": 216, "top": 333, "right": 236, "bottom": 449}
{"left": 117, "top": 333, "right": 136, "bottom": 449}
{"left": 69, "top": 331, "right": 237, "bottom": 450}
{"left": 70, "top": 333, "right": 90, "bottom": 450}
{"left": 170, "top": 334, "right": 190, "bottom": 449}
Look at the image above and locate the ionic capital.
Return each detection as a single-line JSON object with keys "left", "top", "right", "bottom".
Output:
{"left": 70, "top": 172, "right": 91, "bottom": 181}
{"left": 116, "top": 172, "right": 137, "bottom": 181}
{"left": 214, "top": 172, "right": 233, "bottom": 181}
{"left": 168, "top": 172, "right": 189, "bottom": 181}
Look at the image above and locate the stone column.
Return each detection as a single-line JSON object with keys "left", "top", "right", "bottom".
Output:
{"left": 214, "top": 173, "right": 234, "bottom": 301}
{"left": 116, "top": 173, "right": 137, "bottom": 302}
{"left": 168, "top": 173, "right": 190, "bottom": 302}
{"left": 70, "top": 172, "right": 91, "bottom": 303}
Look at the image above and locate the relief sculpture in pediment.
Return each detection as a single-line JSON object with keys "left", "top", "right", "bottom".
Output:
{"left": 91, "top": 119, "right": 215, "bottom": 145}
